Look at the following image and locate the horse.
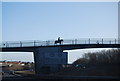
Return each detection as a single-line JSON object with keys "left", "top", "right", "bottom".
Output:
{"left": 54, "top": 39, "right": 63, "bottom": 45}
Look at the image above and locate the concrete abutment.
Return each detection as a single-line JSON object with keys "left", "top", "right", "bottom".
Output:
{"left": 33, "top": 47, "right": 68, "bottom": 75}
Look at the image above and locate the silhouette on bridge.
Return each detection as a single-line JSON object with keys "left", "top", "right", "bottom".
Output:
{"left": 54, "top": 37, "right": 63, "bottom": 45}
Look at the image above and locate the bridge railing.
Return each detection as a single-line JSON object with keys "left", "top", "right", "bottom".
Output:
{"left": 0, "top": 38, "right": 119, "bottom": 48}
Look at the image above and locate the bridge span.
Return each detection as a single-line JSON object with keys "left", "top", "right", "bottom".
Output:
{"left": 1, "top": 44, "right": 120, "bottom": 52}
{"left": 1, "top": 38, "right": 120, "bottom": 51}
{"left": 1, "top": 38, "right": 120, "bottom": 74}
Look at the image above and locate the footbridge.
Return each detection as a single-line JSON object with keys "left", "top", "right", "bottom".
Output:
{"left": 1, "top": 38, "right": 120, "bottom": 74}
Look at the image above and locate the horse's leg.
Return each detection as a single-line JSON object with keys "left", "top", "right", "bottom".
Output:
{"left": 55, "top": 40, "right": 59, "bottom": 45}
{"left": 54, "top": 41, "right": 56, "bottom": 45}
{"left": 60, "top": 40, "right": 63, "bottom": 45}
{"left": 59, "top": 41, "right": 61, "bottom": 45}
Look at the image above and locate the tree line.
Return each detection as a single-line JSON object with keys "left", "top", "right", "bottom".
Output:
{"left": 73, "top": 49, "right": 120, "bottom": 66}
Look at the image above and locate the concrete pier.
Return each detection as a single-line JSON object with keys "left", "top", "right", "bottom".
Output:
{"left": 34, "top": 47, "right": 67, "bottom": 74}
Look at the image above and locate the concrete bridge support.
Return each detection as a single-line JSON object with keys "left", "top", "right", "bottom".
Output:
{"left": 34, "top": 47, "right": 68, "bottom": 75}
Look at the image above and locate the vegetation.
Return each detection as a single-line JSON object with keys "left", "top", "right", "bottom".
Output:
{"left": 73, "top": 49, "right": 120, "bottom": 66}
{"left": 56, "top": 49, "right": 120, "bottom": 76}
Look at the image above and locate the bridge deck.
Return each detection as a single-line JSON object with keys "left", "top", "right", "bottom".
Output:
{"left": 1, "top": 44, "right": 120, "bottom": 52}
{"left": 0, "top": 38, "right": 119, "bottom": 48}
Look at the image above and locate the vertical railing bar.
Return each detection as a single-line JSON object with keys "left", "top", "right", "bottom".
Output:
{"left": 96, "top": 40, "right": 99, "bottom": 44}
{"left": 115, "top": 39, "right": 116, "bottom": 44}
{"left": 34, "top": 40, "right": 36, "bottom": 46}
{"left": 109, "top": 40, "right": 111, "bottom": 44}
{"left": 75, "top": 39, "right": 77, "bottom": 44}
{"left": 102, "top": 39, "right": 103, "bottom": 44}
{"left": 88, "top": 39, "right": 90, "bottom": 44}
{"left": 6, "top": 42, "right": 8, "bottom": 47}
{"left": 20, "top": 41, "right": 22, "bottom": 47}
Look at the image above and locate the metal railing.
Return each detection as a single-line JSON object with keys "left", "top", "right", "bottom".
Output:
{"left": 0, "top": 38, "right": 119, "bottom": 48}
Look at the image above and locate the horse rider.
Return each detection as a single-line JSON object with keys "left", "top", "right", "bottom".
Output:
{"left": 58, "top": 37, "right": 60, "bottom": 41}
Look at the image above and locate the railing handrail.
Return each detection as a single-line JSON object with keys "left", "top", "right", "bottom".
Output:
{"left": 0, "top": 38, "right": 119, "bottom": 48}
